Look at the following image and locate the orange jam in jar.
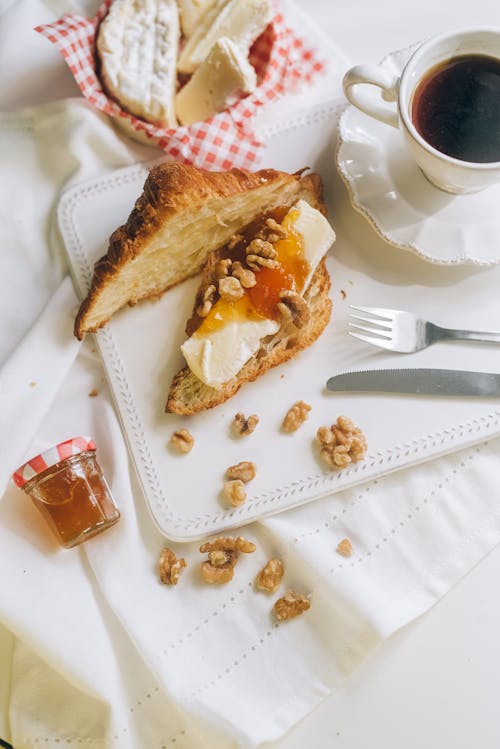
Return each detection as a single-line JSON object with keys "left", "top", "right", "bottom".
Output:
{"left": 13, "top": 437, "right": 120, "bottom": 548}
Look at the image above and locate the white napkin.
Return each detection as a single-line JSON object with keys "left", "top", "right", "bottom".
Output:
{"left": 3, "top": 2, "right": 500, "bottom": 748}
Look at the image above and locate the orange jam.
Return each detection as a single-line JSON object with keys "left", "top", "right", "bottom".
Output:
{"left": 194, "top": 295, "right": 263, "bottom": 336}
{"left": 195, "top": 207, "right": 310, "bottom": 334}
{"left": 17, "top": 448, "right": 120, "bottom": 548}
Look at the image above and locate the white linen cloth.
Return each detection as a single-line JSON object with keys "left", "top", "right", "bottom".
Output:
{"left": 2, "top": 2, "right": 500, "bottom": 748}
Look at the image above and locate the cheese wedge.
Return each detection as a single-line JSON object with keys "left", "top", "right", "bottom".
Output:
{"left": 177, "top": 0, "right": 218, "bottom": 37}
{"left": 175, "top": 37, "right": 257, "bottom": 124}
{"left": 181, "top": 200, "right": 335, "bottom": 389}
{"left": 97, "top": 0, "right": 180, "bottom": 127}
{"left": 177, "top": 0, "right": 273, "bottom": 75}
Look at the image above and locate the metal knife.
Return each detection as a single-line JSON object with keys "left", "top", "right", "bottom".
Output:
{"left": 326, "top": 368, "right": 500, "bottom": 397}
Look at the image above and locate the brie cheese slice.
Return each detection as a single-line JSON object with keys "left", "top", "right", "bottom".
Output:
{"left": 175, "top": 37, "right": 257, "bottom": 125}
{"left": 177, "top": 0, "right": 218, "bottom": 38}
{"left": 97, "top": 0, "right": 180, "bottom": 127}
{"left": 177, "top": 0, "right": 273, "bottom": 75}
{"left": 181, "top": 200, "right": 335, "bottom": 389}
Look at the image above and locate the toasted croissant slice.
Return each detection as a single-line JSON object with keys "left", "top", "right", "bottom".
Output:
{"left": 166, "top": 193, "right": 335, "bottom": 414}
{"left": 74, "top": 163, "right": 327, "bottom": 340}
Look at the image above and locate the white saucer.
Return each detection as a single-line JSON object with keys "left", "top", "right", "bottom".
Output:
{"left": 336, "top": 46, "right": 500, "bottom": 266}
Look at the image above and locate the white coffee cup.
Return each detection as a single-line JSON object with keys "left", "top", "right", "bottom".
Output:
{"left": 342, "top": 28, "right": 500, "bottom": 194}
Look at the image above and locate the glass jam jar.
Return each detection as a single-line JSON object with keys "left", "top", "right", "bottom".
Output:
{"left": 13, "top": 437, "right": 120, "bottom": 548}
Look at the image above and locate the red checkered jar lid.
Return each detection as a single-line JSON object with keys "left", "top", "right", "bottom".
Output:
{"left": 12, "top": 436, "right": 96, "bottom": 488}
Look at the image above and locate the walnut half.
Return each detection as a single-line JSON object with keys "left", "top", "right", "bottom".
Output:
{"left": 169, "top": 428, "right": 194, "bottom": 454}
{"left": 226, "top": 461, "right": 256, "bottom": 483}
{"left": 282, "top": 401, "right": 311, "bottom": 432}
{"left": 317, "top": 416, "right": 367, "bottom": 468}
{"left": 277, "top": 291, "right": 310, "bottom": 329}
{"left": 199, "top": 536, "right": 256, "bottom": 584}
{"left": 256, "top": 558, "right": 284, "bottom": 593}
{"left": 233, "top": 412, "right": 259, "bottom": 437}
{"left": 273, "top": 591, "right": 311, "bottom": 621}
{"left": 158, "top": 547, "right": 187, "bottom": 585}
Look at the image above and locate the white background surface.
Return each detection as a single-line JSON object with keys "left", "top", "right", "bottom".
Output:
{"left": 274, "top": 1, "right": 500, "bottom": 747}
{"left": 1, "top": 1, "right": 500, "bottom": 748}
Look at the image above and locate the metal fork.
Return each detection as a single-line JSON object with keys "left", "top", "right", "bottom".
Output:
{"left": 348, "top": 305, "right": 500, "bottom": 353}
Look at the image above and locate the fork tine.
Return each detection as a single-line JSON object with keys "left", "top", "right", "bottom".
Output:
{"left": 348, "top": 313, "right": 393, "bottom": 330}
{"left": 348, "top": 331, "right": 396, "bottom": 350}
{"left": 348, "top": 322, "right": 392, "bottom": 339}
{"left": 349, "top": 305, "right": 397, "bottom": 321}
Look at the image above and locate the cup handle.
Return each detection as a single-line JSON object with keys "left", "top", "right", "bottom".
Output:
{"left": 343, "top": 64, "right": 400, "bottom": 128}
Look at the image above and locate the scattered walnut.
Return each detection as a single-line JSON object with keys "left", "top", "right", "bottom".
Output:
{"left": 215, "top": 258, "right": 232, "bottom": 279}
{"left": 223, "top": 479, "right": 246, "bottom": 507}
{"left": 197, "top": 284, "right": 216, "bottom": 317}
{"left": 226, "top": 461, "right": 256, "bottom": 483}
{"left": 277, "top": 291, "right": 310, "bottom": 329}
{"left": 256, "top": 558, "right": 283, "bottom": 593}
{"left": 282, "top": 401, "right": 311, "bottom": 432}
{"left": 273, "top": 591, "right": 311, "bottom": 621}
{"left": 199, "top": 536, "right": 256, "bottom": 584}
{"left": 233, "top": 412, "right": 259, "bottom": 436}
{"left": 29, "top": 381, "right": 37, "bottom": 388}
{"left": 246, "top": 238, "right": 280, "bottom": 270}
{"left": 88, "top": 388, "right": 99, "bottom": 397}
{"left": 169, "top": 428, "right": 194, "bottom": 454}
{"left": 158, "top": 547, "right": 187, "bottom": 585}
{"left": 340, "top": 289, "right": 347, "bottom": 300}
{"left": 316, "top": 416, "right": 367, "bottom": 468}
{"left": 218, "top": 275, "right": 244, "bottom": 301}
{"left": 231, "top": 261, "right": 256, "bottom": 288}
{"left": 336, "top": 538, "right": 353, "bottom": 557}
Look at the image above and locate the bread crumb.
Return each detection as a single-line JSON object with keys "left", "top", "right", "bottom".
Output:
{"left": 88, "top": 388, "right": 99, "bottom": 397}
{"left": 29, "top": 381, "right": 37, "bottom": 388}
{"left": 336, "top": 538, "right": 353, "bottom": 557}
{"left": 340, "top": 289, "right": 347, "bottom": 299}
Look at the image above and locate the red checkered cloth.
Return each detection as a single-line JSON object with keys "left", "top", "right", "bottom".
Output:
{"left": 35, "top": 1, "right": 326, "bottom": 170}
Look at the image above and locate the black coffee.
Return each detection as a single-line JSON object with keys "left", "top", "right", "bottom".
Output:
{"left": 411, "top": 54, "right": 500, "bottom": 163}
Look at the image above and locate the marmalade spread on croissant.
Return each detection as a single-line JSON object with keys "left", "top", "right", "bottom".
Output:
{"left": 190, "top": 207, "right": 309, "bottom": 335}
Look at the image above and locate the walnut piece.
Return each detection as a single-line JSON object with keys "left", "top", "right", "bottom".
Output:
{"left": 256, "top": 558, "right": 284, "bottom": 593}
{"left": 277, "top": 290, "right": 311, "bottom": 329}
{"left": 159, "top": 547, "right": 187, "bottom": 585}
{"left": 231, "top": 261, "right": 256, "bottom": 288}
{"left": 265, "top": 217, "right": 288, "bottom": 237}
{"left": 282, "top": 401, "right": 311, "bottom": 432}
{"left": 317, "top": 416, "right": 367, "bottom": 468}
{"left": 233, "top": 412, "right": 259, "bottom": 436}
{"left": 197, "top": 284, "right": 216, "bottom": 317}
{"left": 227, "top": 233, "right": 244, "bottom": 251}
{"left": 223, "top": 479, "right": 246, "bottom": 507}
{"left": 226, "top": 461, "right": 256, "bottom": 483}
{"left": 199, "top": 536, "right": 256, "bottom": 584}
{"left": 336, "top": 538, "right": 353, "bottom": 557}
{"left": 273, "top": 591, "right": 311, "bottom": 621}
{"left": 246, "top": 238, "right": 280, "bottom": 271}
{"left": 170, "top": 428, "right": 194, "bottom": 454}
{"left": 215, "top": 258, "right": 232, "bottom": 279}
{"left": 218, "top": 275, "right": 244, "bottom": 301}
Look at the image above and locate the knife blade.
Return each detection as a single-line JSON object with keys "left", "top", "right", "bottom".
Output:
{"left": 326, "top": 368, "right": 500, "bottom": 397}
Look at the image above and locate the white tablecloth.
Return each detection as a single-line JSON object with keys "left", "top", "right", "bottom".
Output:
{"left": 2, "top": 1, "right": 500, "bottom": 748}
